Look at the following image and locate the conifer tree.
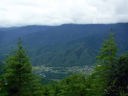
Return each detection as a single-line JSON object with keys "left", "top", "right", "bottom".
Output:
{"left": 97, "top": 33, "right": 117, "bottom": 65}
{"left": 110, "top": 53, "right": 128, "bottom": 96}
{"left": 4, "top": 40, "right": 43, "bottom": 96}
{"left": 91, "top": 33, "right": 117, "bottom": 96}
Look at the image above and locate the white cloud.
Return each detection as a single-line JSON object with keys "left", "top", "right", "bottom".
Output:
{"left": 0, "top": 0, "right": 127, "bottom": 27}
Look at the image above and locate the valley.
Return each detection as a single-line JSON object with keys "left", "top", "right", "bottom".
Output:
{"left": 0, "top": 23, "right": 128, "bottom": 80}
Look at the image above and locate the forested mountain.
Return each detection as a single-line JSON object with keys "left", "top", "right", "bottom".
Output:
{"left": 1, "top": 24, "right": 128, "bottom": 95}
{"left": 0, "top": 23, "right": 128, "bottom": 67}
{"left": 1, "top": 33, "right": 128, "bottom": 96}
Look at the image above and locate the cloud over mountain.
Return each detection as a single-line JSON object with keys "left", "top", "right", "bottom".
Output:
{"left": 0, "top": 0, "right": 128, "bottom": 27}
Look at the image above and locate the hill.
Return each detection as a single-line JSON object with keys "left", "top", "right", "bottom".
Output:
{"left": 0, "top": 23, "right": 128, "bottom": 79}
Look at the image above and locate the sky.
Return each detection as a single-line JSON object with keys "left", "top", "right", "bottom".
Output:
{"left": 0, "top": 0, "right": 128, "bottom": 27}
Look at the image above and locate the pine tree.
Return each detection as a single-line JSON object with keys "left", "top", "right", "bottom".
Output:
{"left": 91, "top": 33, "right": 117, "bottom": 96}
{"left": 111, "top": 53, "right": 128, "bottom": 96}
{"left": 97, "top": 33, "right": 117, "bottom": 65}
{"left": 4, "top": 40, "right": 43, "bottom": 96}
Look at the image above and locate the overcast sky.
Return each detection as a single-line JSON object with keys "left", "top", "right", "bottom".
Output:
{"left": 0, "top": 0, "right": 128, "bottom": 27}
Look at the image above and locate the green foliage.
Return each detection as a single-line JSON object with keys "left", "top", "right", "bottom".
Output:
{"left": 119, "top": 90, "right": 128, "bottom": 96}
{"left": 107, "top": 53, "right": 128, "bottom": 96}
{"left": 58, "top": 74, "right": 87, "bottom": 96}
{"left": 97, "top": 33, "right": 117, "bottom": 64}
{"left": 88, "top": 33, "right": 128, "bottom": 96}
{"left": 41, "top": 74, "right": 88, "bottom": 96}
{"left": 95, "top": 33, "right": 117, "bottom": 96}
{"left": 2, "top": 40, "right": 43, "bottom": 96}
{"left": 0, "top": 33, "right": 128, "bottom": 96}
{"left": 117, "top": 54, "right": 128, "bottom": 93}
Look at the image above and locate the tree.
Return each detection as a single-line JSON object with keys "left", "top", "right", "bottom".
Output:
{"left": 91, "top": 33, "right": 117, "bottom": 96}
{"left": 57, "top": 74, "right": 87, "bottom": 96}
{"left": 97, "top": 33, "right": 117, "bottom": 65}
{"left": 4, "top": 40, "right": 43, "bottom": 96}
{"left": 117, "top": 54, "right": 128, "bottom": 94}
{"left": 0, "top": 63, "right": 8, "bottom": 96}
{"left": 110, "top": 53, "right": 128, "bottom": 96}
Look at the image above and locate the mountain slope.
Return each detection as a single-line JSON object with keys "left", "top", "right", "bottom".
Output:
{"left": 0, "top": 23, "right": 128, "bottom": 67}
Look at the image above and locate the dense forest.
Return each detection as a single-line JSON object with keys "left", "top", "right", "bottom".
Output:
{"left": 0, "top": 33, "right": 128, "bottom": 96}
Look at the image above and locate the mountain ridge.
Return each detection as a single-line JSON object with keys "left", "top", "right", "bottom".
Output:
{"left": 0, "top": 23, "right": 128, "bottom": 67}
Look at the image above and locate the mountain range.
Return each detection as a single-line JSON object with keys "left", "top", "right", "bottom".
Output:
{"left": 0, "top": 23, "right": 128, "bottom": 67}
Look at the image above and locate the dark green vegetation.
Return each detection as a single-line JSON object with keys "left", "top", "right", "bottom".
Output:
{"left": 0, "top": 40, "right": 43, "bottom": 96}
{"left": 0, "top": 33, "right": 128, "bottom": 96}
